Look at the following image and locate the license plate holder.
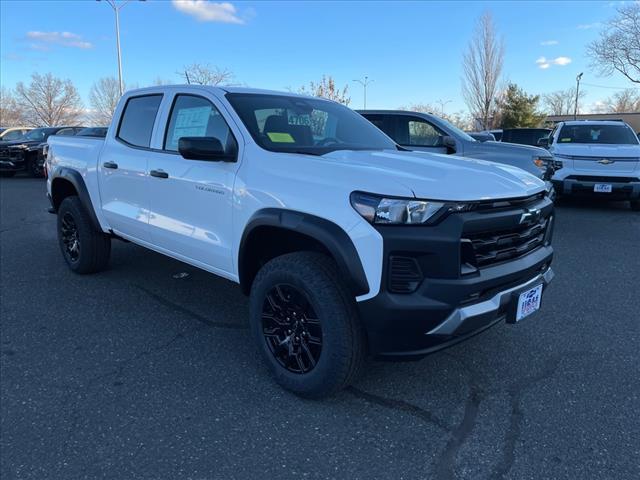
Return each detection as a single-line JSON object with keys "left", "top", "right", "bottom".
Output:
{"left": 507, "top": 284, "right": 543, "bottom": 324}
{"left": 594, "top": 184, "right": 612, "bottom": 193}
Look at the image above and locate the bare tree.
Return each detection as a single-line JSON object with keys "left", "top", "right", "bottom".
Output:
{"left": 461, "top": 12, "right": 505, "bottom": 130}
{"left": 603, "top": 88, "right": 640, "bottom": 113}
{"left": 543, "top": 88, "right": 587, "bottom": 115}
{"left": 178, "top": 63, "right": 233, "bottom": 86}
{"left": 587, "top": 3, "right": 640, "bottom": 84}
{"left": 88, "top": 77, "right": 122, "bottom": 125}
{"left": 15, "top": 73, "right": 83, "bottom": 126}
{"left": 0, "top": 87, "right": 26, "bottom": 127}
{"left": 299, "top": 75, "right": 350, "bottom": 105}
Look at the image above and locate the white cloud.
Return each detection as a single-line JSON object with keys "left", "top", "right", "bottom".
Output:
{"left": 26, "top": 31, "right": 92, "bottom": 50}
{"left": 172, "top": 1, "right": 244, "bottom": 24}
{"left": 536, "top": 56, "right": 572, "bottom": 69}
{"left": 577, "top": 22, "right": 601, "bottom": 30}
{"left": 540, "top": 40, "right": 559, "bottom": 46}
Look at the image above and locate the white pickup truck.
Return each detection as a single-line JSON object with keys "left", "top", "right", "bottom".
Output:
{"left": 543, "top": 120, "right": 640, "bottom": 210}
{"left": 46, "top": 85, "right": 555, "bottom": 398}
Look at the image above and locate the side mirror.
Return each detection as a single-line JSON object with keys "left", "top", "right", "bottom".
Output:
{"left": 442, "top": 135, "right": 456, "bottom": 151}
{"left": 178, "top": 136, "right": 236, "bottom": 162}
{"left": 537, "top": 137, "right": 550, "bottom": 148}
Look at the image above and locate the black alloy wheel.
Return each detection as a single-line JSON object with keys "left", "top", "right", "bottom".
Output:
{"left": 60, "top": 211, "right": 80, "bottom": 263}
{"left": 261, "top": 284, "right": 323, "bottom": 374}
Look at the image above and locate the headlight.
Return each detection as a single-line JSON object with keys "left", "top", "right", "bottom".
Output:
{"left": 350, "top": 192, "right": 447, "bottom": 225}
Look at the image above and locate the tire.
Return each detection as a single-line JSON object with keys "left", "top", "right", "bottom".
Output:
{"left": 249, "top": 252, "right": 366, "bottom": 399}
{"left": 57, "top": 196, "right": 111, "bottom": 274}
{"left": 27, "top": 153, "right": 44, "bottom": 177}
{"left": 0, "top": 171, "right": 16, "bottom": 178}
{"left": 631, "top": 200, "right": 640, "bottom": 212}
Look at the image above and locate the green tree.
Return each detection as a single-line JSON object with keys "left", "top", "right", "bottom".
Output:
{"left": 497, "top": 84, "right": 544, "bottom": 128}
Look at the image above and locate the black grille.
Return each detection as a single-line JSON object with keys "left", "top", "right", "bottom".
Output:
{"left": 388, "top": 256, "right": 422, "bottom": 293}
{"left": 566, "top": 175, "right": 637, "bottom": 183}
{"left": 463, "top": 215, "right": 549, "bottom": 268}
{"left": 0, "top": 148, "right": 21, "bottom": 161}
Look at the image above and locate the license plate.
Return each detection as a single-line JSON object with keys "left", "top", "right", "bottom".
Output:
{"left": 594, "top": 184, "right": 612, "bottom": 193}
{"left": 515, "top": 284, "right": 543, "bottom": 322}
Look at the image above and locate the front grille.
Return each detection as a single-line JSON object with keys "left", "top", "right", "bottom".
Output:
{"left": 462, "top": 214, "right": 549, "bottom": 269}
{"left": 566, "top": 175, "right": 637, "bottom": 183}
{"left": 0, "top": 148, "right": 21, "bottom": 161}
{"left": 388, "top": 256, "right": 423, "bottom": 293}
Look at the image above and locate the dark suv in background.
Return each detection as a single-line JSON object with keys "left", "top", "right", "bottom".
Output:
{"left": 0, "top": 126, "right": 84, "bottom": 177}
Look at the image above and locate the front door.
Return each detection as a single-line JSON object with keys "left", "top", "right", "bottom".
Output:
{"left": 146, "top": 93, "right": 240, "bottom": 275}
{"left": 395, "top": 115, "right": 449, "bottom": 155}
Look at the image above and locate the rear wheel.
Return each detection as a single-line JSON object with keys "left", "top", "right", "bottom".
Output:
{"left": 249, "top": 252, "right": 366, "bottom": 398}
{"left": 57, "top": 196, "right": 111, "bottom": 273}
{"left": 631, "top": 200, "right": 640, "bottom": 212}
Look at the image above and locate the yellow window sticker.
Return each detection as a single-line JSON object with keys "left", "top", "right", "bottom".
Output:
{"left": 560, "top": 138, "right": 572, "bottom": 142}
{"left": 267, "top": 132, "right": 295, "bottom": 143}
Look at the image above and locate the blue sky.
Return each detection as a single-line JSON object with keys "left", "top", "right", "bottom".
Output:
{"left": 0, "top": 0, "right": 635, "bottom": 114}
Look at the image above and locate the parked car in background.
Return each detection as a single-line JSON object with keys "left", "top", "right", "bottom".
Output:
{"left": 359, "top": 110, "right": 555, "bottom": 181}
{"left": 45, "top": 85, "right": 555, "bottom": 397}
{"left": 467, "top": 131, "right": 496, "bottom": 142}
{"left": 501, "top": 128, "right": 552, "bottom": 147}
{"left": 76, "top": 127, "right": 108, "bottom": 138}
{"left": 488, "top": 129, "right": 503, "bottom": 141}
{"left": 542, "top": 120, "right": 640, "bottom": 210}
{"left": 0, "top": 127, "right": 32, "bottom": 142}
{"left": 0, "top": 126, "right": 84, "bottom": 177}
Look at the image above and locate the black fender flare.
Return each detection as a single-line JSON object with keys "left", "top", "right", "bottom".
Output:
{"left": 239, "top": 208, "right": 370, "bottom": 296}
{"left": 50, "top": 167, "right": 102, "bottom": 232}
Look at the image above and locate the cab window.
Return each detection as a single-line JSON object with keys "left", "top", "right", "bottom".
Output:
{"left": 164, "top": 94, "right": 236, "bottom": 154}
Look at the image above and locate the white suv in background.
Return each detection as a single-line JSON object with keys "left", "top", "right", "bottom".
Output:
{"left": 545, "top": 120, "right": 640, "bottom": 210}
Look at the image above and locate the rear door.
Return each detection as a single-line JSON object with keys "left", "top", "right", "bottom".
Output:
{"left": 145, "top": 92, "right": 240, "bottom": 275}
{"left": 98, "top": 94, "right": 163, "bottom": 242}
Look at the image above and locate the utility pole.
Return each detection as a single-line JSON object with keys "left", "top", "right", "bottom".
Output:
{"left": 437, "top": 99, "right": 452, "bottom": 117}
{"left": 98, "top": 0, "right": 145, "bottom": 96}
{"left": 353, "top": 76, "right": 373, "bottom": 109}
{"left": 574, "top": 72, "right": 583, "bottom": 120}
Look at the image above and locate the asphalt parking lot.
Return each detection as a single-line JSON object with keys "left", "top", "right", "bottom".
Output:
{"left": 1, "top": 176, "right": 639, "bottom": 480}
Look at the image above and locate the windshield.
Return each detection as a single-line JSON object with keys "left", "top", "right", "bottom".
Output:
{"left": 226, "top": 93, "right": 397, "bottom": 154}
{"left": 23, "top": 128, "right": 51, "bottom": 142}
{"left": 557, "top": 124, "right": 639, "bottom": 145}
{"left": 436, "top": 117, "right": 477, "bottom": 142}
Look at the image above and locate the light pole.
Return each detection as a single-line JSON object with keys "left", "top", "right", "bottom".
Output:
{"left": 353, "top": 76, "right": 373, "bottom": 109}
{"left": 98, "top": 0, "right": 145, "bottom": 96}
{"left": 437, "top": 99, "right": 452, "bottom": 117}
{"left": 574, "top": 72, "right": 583, "bottom": 120}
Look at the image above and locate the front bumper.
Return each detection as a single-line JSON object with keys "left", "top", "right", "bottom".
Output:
{"left": 553, "top": 177, "right": 640, "bottom": 200}
{"left": 0, "top": 150, "right": 26, "bottom": 172}
{"left": 356, "top": 193, "right": 555, "bottom": 358}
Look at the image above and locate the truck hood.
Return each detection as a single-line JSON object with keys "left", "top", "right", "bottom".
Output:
{"left": 322, "top": 149, "right": 545, "bottom": 201}
{"left": 480, "top": 141, "right": 550, "bottom": 156}
{"left": 552, "top": 143, "right": 640, "bottom": 158}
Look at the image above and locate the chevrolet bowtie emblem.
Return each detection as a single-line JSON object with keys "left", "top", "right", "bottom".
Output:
{"left": 520, "top": 208, "right": 541, "bottom": 224}
{"left": 598, "top": 158, "right": 615, "bottom": 165}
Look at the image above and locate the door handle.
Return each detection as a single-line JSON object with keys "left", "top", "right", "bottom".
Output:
{"left": 150, "top": 169, "right": 169, "bottom": 179}
{"left": 103, "top": 161, "right": 118, "bottom": 169}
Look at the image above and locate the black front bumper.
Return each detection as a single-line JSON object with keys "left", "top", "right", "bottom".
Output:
{"left": 553, "top": 177, "right": 640, "bottom": 201}
{"left": 0, "top": 149, "right": 26, "bottom": 172}
{"left": 356, "top": 194, "right": 555, "bottom": 358}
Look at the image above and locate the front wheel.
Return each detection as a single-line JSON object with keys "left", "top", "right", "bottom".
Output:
{"left": 249, "top": 252, "right": 366, "bottom": 398}
{"left": 57, "top": 196, "right": 111, "bottom": 273}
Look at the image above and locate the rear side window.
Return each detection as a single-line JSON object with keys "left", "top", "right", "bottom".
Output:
{"left": 117, "top": 94, "right": 163, "bottom": 148}
{"left": 56, "top": 128, "right": 76, "bottom": 136}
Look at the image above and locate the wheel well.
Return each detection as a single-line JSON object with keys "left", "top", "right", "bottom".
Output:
{"left": 51, "top": 178, "right": 78, "bottom": 210}
{"left": 239, "top": 226, "right": 332, "bottom": 295}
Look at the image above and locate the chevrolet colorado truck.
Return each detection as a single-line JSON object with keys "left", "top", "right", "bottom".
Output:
{"left": 46, "top": 86, "right": 555, "bottom": 398}
{"left": 541, "top": 120, "right": 640, "bottom": 211}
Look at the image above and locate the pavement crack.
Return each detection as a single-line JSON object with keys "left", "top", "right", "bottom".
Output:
{"left": 133, "top": 284, "right": 248, "bottom": 330}
{"left": 346, "top": 386, "right": 451, "bottom": 432}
